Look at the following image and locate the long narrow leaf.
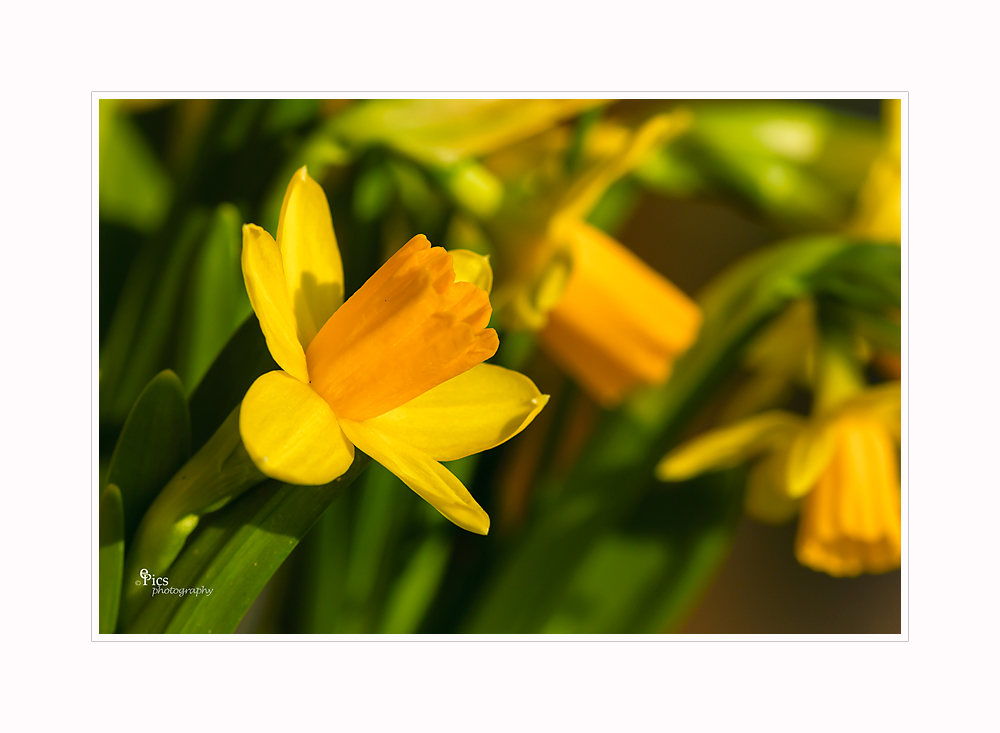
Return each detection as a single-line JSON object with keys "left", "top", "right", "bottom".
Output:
{"left": 99, "top": 484, "right": 125, "bottom": 633}
{"left": 126, "top": 456, "right": 371, "bottom": 634}
{"left": 105, "top": 370, "right": 191, "bottom": 547}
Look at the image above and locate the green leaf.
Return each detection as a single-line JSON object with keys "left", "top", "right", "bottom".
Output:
{"left": 188, "top": 314, "right": 277, "bottom": 453}
{"left": 99, "top": 484, "right": 125, "bottom": 634}
{"left": 120, "top": 407, "right": 264, "bottom": 627}
{"left": 99, "top": 100, "right": 173, "bottom": 234}
{"left": 337, "top": 465, "right": 409, "bottom": 633}
{"left": 637, "top": 101, "right": 881, "bottom": 231}
{"left": 438, "top": 161, "right": 503, "bottom": 219}
{"left": 177, "top": 203, "right": 252, "bottom": 393}
{"left": 295, "top": 459, "right": 459, "bottom": 634}
{"left": 541, "top": 471, "right": 743, "bottom": 633}
{"left": 261, "top": 99, "right": 322, "bottom": 135}
{"left": 810, "top": 241, "right": 901, "bottom": 309}
{"left": 329, "top": 99, "right": 605, "bottom": 167}
{"left": 100, "top": 210, "right": 211, "bottom": 425}
{"left": 352, "top": 161, "right": 397, "bottom": 222}
{"left": 379, "top": 534, "right": 451, "bottom": 634}
{"left": 105, "top": 370, "right": 191, "bottom": 547}
{"left": 259, "top": 137, "right": 351, "bottom": 234}
{"left": 126, "top": 456, "right": 372, "bottom": 634}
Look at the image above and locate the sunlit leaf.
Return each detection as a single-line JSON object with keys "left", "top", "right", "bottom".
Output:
{"left": 125, "top": 456, "right": 371, "bottom": 634}
{"left": 99, "top": 484, "right": 125, "bottom": 634}
{"left": 99, "top": 99, "right": 173, "bottom": 233}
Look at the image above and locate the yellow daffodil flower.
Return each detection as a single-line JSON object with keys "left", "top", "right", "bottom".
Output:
{"left": 657, "top": 382, "right": 901, "bottom": 577}
{"left": 849, "top": 99, "right": 901, "bottom": 242}
{"left": 538, "top": 218, "right": 702, "bottom": 405}
{"left": 489, "top": 112, "right": 702, "bottom": 406}
{"left": 239, "top": 167, "right": 548, "bottom": 534}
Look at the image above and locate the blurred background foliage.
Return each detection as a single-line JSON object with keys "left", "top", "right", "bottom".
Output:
{"left": 99, "top": 98, "right": 900, "bottom": 634}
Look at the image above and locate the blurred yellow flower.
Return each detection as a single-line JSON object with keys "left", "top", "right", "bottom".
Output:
{"left": 657, "top": 382, "right": 901, "bottom": 576}
{"left": 491, "top": 112, "right": 702, "bottom": 406}
{"left": 794, "top": 408, "right": 901, "bottom": 575}
{"left": 539, "top": 219, "right": 701, "bottom": 405}
{"left": 849, "top": 99, "right": 901, "bottom": 242}
{"left": 239, "top": 167, "right": 548, "bottom": 534}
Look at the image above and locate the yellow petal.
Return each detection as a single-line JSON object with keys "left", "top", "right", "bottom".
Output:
{"left": 364, "top": 364, "right": 548, "bottom": 462}
{"left": 241, "top": 224, "right": 309, "bottom": 383}
{"left": 239, "top": 371, "right": 354, "bottom": 485}
{"left": 449, "top": 249, "right": 494, "bottom": 294}
{"left": 276, "top": 166, "right": 344, "bottom": 349}
{"left": 339, "top": 419, "right": 490, "bottom": 534}
{"left": 784, "top": 416, "right": 837, "bottom": 498}
{"left": 656, "top": 411, "right": 802, "bottom": 482}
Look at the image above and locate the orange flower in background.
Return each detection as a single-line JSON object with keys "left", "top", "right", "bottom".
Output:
{"left": 490, "top": 112, "right": 702, "bottom": 406}
{"left": 539, "top": 219, "right": 701, "bottom": 406}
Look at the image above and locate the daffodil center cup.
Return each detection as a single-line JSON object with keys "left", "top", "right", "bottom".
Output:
{"left": 305, "top": 235, "right": 499, "bottom": 422}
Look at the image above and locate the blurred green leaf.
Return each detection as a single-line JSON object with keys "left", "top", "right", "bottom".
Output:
{"left": 834, "top": 303, "right": 900, "bottom": 355}
{"left": 260, "top": 137, "right": 352, "bottom": 232}
{"left": 297, "top": 461, "right": 455, "bottom": 634}
{"left": 262, "top": 99, "right": 322, "bottom": 135}
{"left": 99, "top": 100, "right": 173, "bottom": 233}
{"left": 353, "top": 161, "right": 397, "bottom": 222}
{"left": 126, "top": 456, "right": 371, "bottom": 634}
{"left": 636, "top": 101, "right": 881, "bottom": 231}
{"left": 99, "top": 484, "right": 125, "bottom": 634}
{"left": 379, "top": 534, "right": 451, "bottom": 634}
{"left": 100, "top": 210, "right": 210, "bottom": 425}
{"left": 541, "top": 471, "right": 743, "bottom": 633}
{"left": 388, "top": 158, "right": 448, "bottom": 231}
{"left": 587, "top": 178, "right": 642, "bottom": 235}
{"left": 438, "top": 161, "right": 503, "bottom": 218}
{"left": 218, "top": 99, "right": 266, "bottom": 152}
{"left": 177, "top": 204, "right": 252, "bottom": 392}
{"left": 329, "top": 99, "right": 605, "bottom": 167}
{"left": 337, "top": 465, "right": 408, "bottom": 633}
{"left": 295, "top": 490, "right": 353, "bottom": 633}
{"left": 105, "top": 370, "right": 191, "bottom": 547}
{"left": 810, "top": 242, "right": 901, "bottom": 309}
